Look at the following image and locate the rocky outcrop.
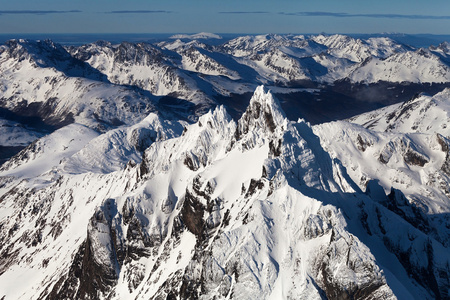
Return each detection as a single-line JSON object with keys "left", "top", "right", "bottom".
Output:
{"left": 45, "top": 200, "right": 120, "bottom": 300}
{"left": 235, "top": 86, "right": 285, "bottom": 140}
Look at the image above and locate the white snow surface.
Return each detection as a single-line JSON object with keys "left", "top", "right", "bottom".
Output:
{"left": 314, "top": 121, "right": 450, "bottom": 214}
{"left": 169, "top": 32, "right": 223, "bottom": 40}
{"left": 0, "top": 118, "right": 43, "bottom": 147}
{"left": 349, "top": 88, "right": 450, "bottom": 135}
{"left": 62, "top": 113, "right": 186, "bottom": 174}
{"left": 0, "top": 40, "right": 158, "bottom": 130}
{"left": 2, "top": 33, "right": 450, "bottom": 140}
{"left": 0, "top": 86, "right": 448, "bottom": 300}
{"left": 0, "top": 123, "right": 99, "bottom": 178}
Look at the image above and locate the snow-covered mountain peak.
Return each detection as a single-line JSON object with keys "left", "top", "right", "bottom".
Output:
{"left": 0, "top": 123, "right": 99, "bottom": 178}
{"left": 350, "top": 89, "right": 450, "bottom": 136}
{"left": 430, "top": 41, "right": 450, "bottom": 56}
{"left": 431, "top": 87, "right": 450, "bottom": 101}
{"left": 251, "top": 85, "right": 286, "bottom": 120}
{"left": 236, "top": 86, "right": 287, "bottom": 139}
{"left": 5, "top": 39, "right": 60, "bottom": 57}
{"left": 197, "top": 104, "right": 230, "bottom": 128}
{"left": 169, "top": 32, "right": 222, "bottom": 40}
{"left": 3, "top": 39, "right": 101, "bottom": 76}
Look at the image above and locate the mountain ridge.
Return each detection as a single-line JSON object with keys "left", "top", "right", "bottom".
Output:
{"left": 2, "top": 34, "right": 450, "bottom": 131}
{"left": 0, "top": 86, "right": 448, "bottom": 299}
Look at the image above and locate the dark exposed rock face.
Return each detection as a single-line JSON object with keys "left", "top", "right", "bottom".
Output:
{"left": 442, "top": 153, "right": 450, "bottom": 176}
{"left": 382, "top": 236, "right": 447, "bottom": 300}
{"left": 234, "top": 87, "right": 285, "bottom": 142}
{"left": 386, "top": 188, "right": 431, "bottom": 234}
{"left": 124, "top": 215, "right": 152, "bottom": 259}
{"left": 437, "top": 134, "right": 449, "bottom": 153}
{"left": 181, "top": 190, "right": 205, "bottom": 238}
{"left": 44, "top": 241, "right": 86, "bottom": 300}
{"left": 378, "top": 153, "right": 390, "bottom": 164}
{"left": 269, "top": 139, "right": 282, "bottom": 157}
{"left": 245, "top": 179, "right": 264, "bottom": 198}
{"left": 77, "top": 229, "right": 119, "bottom": 300}
{"left": 356, "top": 134, "right": 372, "bottom": 152}
{"left": 377, "top": 136, "right": 429, "bottom": 167}
{"left": 236, "top": 100, "right": 273, "bottom": 140}
{"left": 437, "top": 134, "right": 450, "bottom": 175}
{"left": 129, "top": 127, "right": 157, "bottom": 152}
{"left": 318, "top": 260, "right": 385, "bottom": 300}
{"left": 184, "top": 154, "right": 200, "bottom": 171}
{"left": 180, "top": 176, "right": 223, "bottom": 242}
{"left": 138, "top": 158, "right": 150, "bottom": 179}
{"left": 44, "top": 200, "right": 120, "bottom": 300}
{"left": 114, "top": 42, "right": 163, "bottom": 66}
{"left": 404, "top": 150, "right": 429, "bottom": 166}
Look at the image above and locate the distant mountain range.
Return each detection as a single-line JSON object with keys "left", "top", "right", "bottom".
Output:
{"left": 2, "top": 32, "right": 450, "bottom": 47}
{"left": 1, "top": 34, "right": 450, "bottom": 128}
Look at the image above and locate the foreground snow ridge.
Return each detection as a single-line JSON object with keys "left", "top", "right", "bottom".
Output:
{"left": 0, "top": 86, "right": 449, "bottom": 299}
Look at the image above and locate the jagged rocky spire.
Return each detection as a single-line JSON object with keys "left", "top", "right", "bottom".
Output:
{"left": 235, "top": 85, "right": 287, "bottom": 140}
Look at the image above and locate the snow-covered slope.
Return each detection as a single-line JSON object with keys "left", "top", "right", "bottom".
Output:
{"left": 0, "top": 117, "right": 43, "bottom": 147}
{"left": 0, "top": 86, "right": 448, "bottom": 300}
{"left": 62, "top": 113, "right": 186, "bottom": 174}
{"left": 169, "top": 32, "right": 223, "bottom": 40}
{"left": 349, "top": 88, "right": 450, "bottom": 134}
{"left": 349, "top": 49, "right": 450, "bottom": 83}
{"left": 0, "top": 39, "right": 158, "bottom": 130}
{"left": 314, "top": 121, "right": 450, "bottom": 241}
{"left": 68, "top": 42, "right": 197, "bottom": 98}
{"left": 312, "top": 34, "right": 410, "bottom": 62}
{"left": 2, "top": 34, "right": 450, "bottom": 138}
{"left": 0, "top": 123, "right": 99, "bottom": 178}
{"left": 177, "top": 46, "right": 240, "bottom": 80}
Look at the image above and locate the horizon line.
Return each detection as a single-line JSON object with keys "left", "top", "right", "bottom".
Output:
{"left": 1, "top": 32, "right": 450, "bottom": 36}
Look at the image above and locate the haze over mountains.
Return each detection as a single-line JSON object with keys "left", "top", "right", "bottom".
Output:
{"left": 0, "top": 33, "right": 449, "bottom": 299}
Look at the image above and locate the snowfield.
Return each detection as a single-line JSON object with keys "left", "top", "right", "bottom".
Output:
{"left": 0, "top": 86, "right": 448, "bottom": 299}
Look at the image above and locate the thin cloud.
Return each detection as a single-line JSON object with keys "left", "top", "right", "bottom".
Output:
{"left": 280, "top": 11, "right": 450, "bottom": 20}
{"left": 0, "top": 10, "right": 82, "bottom": 15}
{"left": 107, "top": 10, "right": 172, "bottom": 14}
{"left": 219, "top": 11, "right": 269, "bottom": 15}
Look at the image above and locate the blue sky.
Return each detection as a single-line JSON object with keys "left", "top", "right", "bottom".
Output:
{"left": 1, "top": 0, "right": 450, "bottom": 34}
